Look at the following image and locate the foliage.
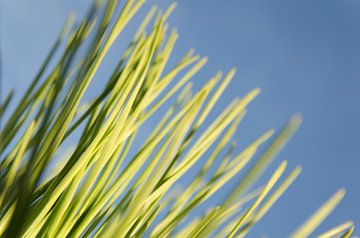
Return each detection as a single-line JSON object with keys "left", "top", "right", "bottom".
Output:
{"left": 0, "top": 0, "right": 354, "bottom": 237}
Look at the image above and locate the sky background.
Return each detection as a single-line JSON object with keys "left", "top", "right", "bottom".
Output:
{"left": 1, "top": 0, "right": 360, "bottom": 237}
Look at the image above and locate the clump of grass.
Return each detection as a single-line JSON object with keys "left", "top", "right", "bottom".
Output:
{"left": 0, "top": 0, "right": 354, "bottom": 237}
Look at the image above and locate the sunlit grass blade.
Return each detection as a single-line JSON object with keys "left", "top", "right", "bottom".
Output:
{"left": 318, "top": 221, "right": 354, "bottom": 238}
{"left": 291, "top": 189, "right": 346, "bottom": 238}
{"left": 227, "top": 161, "right": 288, "bottom": 237}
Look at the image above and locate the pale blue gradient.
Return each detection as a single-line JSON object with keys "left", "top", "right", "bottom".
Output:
{"left": 1, "top": 0, "right": 359, "bottom": 236}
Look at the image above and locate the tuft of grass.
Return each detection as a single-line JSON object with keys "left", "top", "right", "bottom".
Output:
{"left": 0, "top": 0, "right": 354, "bottom": 237}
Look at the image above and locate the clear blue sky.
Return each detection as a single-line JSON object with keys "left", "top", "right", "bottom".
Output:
{"left": 1, "top": 0, "right": 359, "bottom": 236}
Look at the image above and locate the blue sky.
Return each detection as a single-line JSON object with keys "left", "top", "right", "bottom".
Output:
{"left": 1, "top": 0, "right": 360, "bottom": 236}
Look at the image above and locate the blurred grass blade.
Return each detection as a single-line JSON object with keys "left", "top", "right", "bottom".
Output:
{"left": 291, "top": 189, "right": 346, "bottom": 238}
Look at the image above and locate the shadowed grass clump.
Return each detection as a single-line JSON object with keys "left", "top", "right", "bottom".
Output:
{"left": 0, "top": 0, "right": 355, "bottom": 237}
